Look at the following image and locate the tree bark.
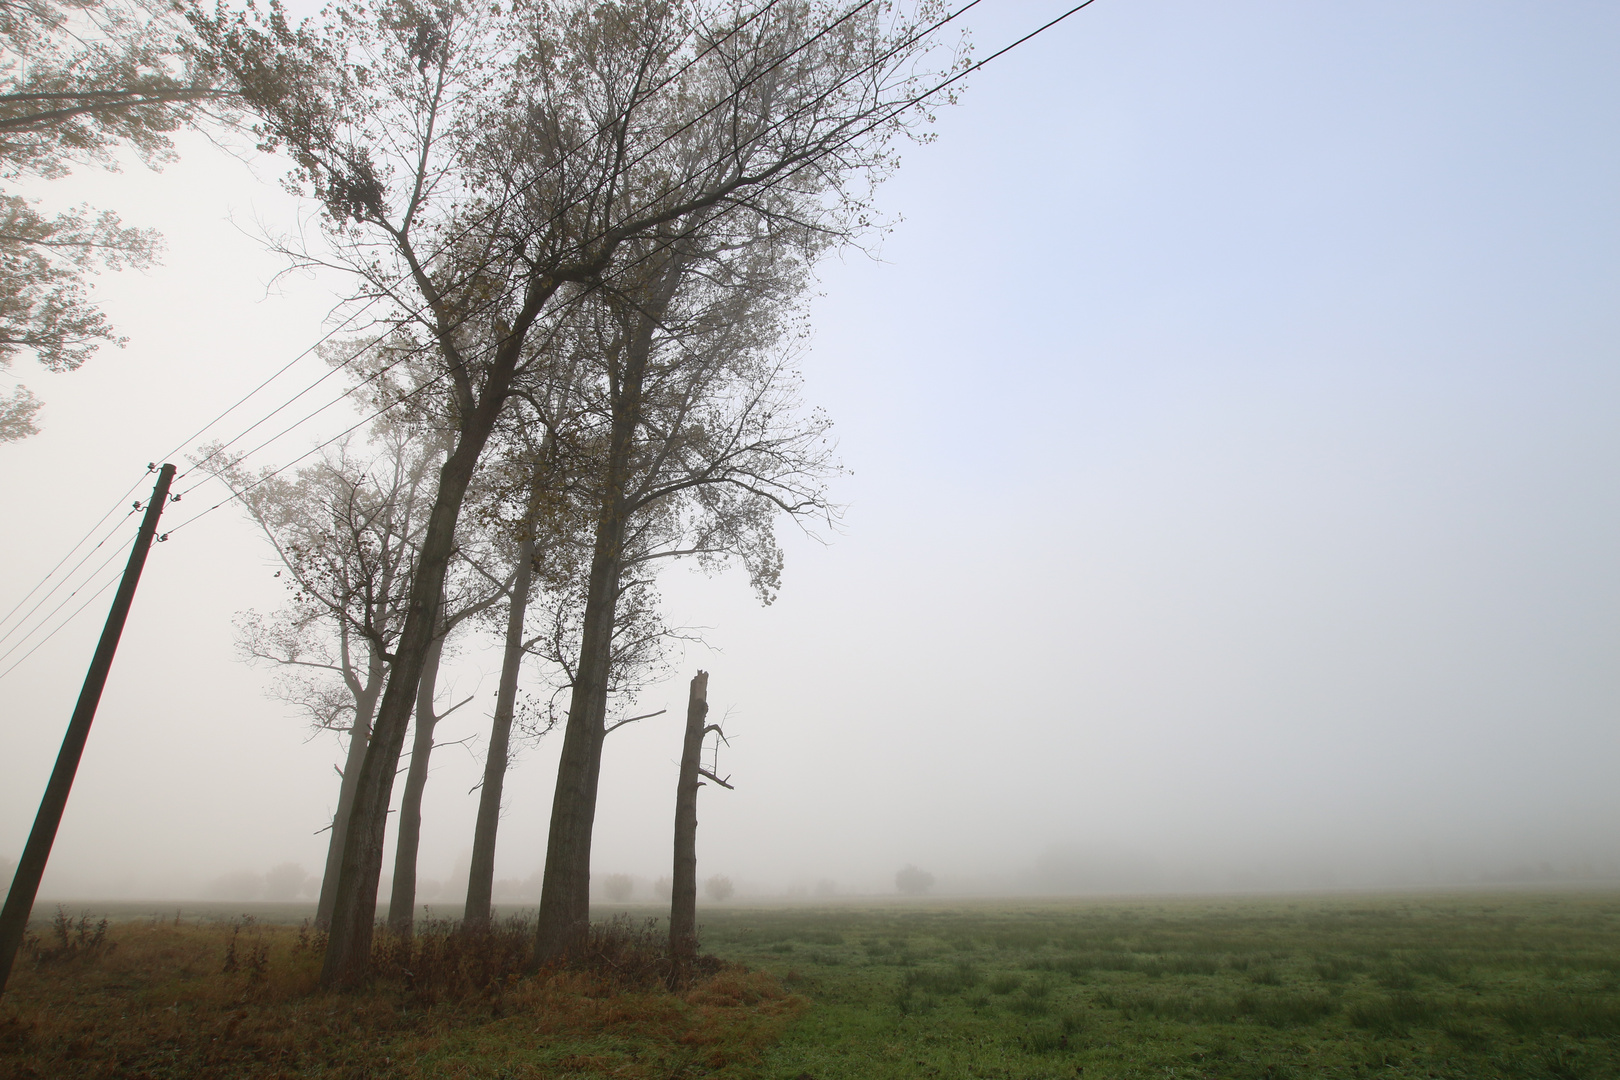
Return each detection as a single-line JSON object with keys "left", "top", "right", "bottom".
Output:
{"left": 464, "top": 531, "right": 536, "bottom": 931}
{"left": 319, "top": 391, "right": 500, "bottom": 987}
{"left": 532, "top": 264, "right": 680, "bottom": 968}
{"left": 386, "top": 628, "right": 447, "bottom": 937}
{"left": 531, "top": 529, "right": 622, "bottom": 966}
{"left": 318, "top": 262, "right": 567, "bottom": 988}
{"left": 668, "top": 671, "right": 708, "bottom": 988}
{"left": 315, "top": 657, "right": 384, "bottom": 930}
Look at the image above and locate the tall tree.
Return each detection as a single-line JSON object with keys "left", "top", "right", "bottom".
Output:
{"left": 385, "top": 559, "right": 507, "bottom": 937}
{"left": 533, "top": 221, "right": 839, "bottom": 964}
{"left": 192, "top": 0, "right": 965, "bottom": 987}
{"left": 0, "top": 0, "right": 230, "bottom": 439}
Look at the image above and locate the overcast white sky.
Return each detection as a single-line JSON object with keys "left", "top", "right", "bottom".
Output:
{"left": 2, "top": 0, "right": 1616, "bottom": 903}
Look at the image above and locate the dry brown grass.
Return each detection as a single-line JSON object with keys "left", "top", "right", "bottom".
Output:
{"left": 0, "top": 915, "right": 804, "bottom": 1079}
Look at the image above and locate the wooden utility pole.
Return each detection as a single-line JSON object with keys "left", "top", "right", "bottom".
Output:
{"left": 668, "top": 670, "right": 731, "bottom": 989}
{"left": 0, "top": 463, "right": 175, "bottom": 998}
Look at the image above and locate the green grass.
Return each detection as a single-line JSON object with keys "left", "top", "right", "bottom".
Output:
{"left": 693, "top": 891, "right": 1620, "bottom": 1079}
{"left": 5, "top": 892, "right": 1620, "bottom": 1077}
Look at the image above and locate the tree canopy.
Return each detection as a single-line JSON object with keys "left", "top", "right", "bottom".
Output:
{"left": 0, "top": 0, "right": 229, "bottom": 440}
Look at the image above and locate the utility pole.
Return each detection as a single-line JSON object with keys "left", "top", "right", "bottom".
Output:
{"left": 0, "top": 463, "right": 176, "bottom": 998}
{"left": 668, "top": 671, "right": 731, "bottom": 989}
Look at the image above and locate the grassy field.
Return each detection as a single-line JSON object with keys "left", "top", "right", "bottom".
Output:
{"left": 699, "top": 891, "right": 1620, "bottom": 1080}
{"left": 1, "top": 891, "right": 1618, "bottom": 1078}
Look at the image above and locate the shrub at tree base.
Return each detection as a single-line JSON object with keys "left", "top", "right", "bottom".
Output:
{"left": 0, "top": 918, "right": 798, "bottom": 1079}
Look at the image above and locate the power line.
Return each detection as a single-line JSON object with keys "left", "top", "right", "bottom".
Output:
{"left": 0, "top": 572, "right": 122, "bottom": 683}
{"left": 156, "top": 294, "right": 386, "bottom": 469}
{"left": 0, "top": 471, "right": 148, "bottom": 634}
{"left": 161, "top": 337, "right": 494, "bottom": 535}
{"left": 0, "top": 508, "right": 143, "bottom": 651}
{"left": 0, "top": 523, "right": 140, "bottom": 673}
{"left": 173, "top": 332, "right": 445, "bottom": 497}
{"left": 170, "top": 0, "right": 802, "bottom": 471}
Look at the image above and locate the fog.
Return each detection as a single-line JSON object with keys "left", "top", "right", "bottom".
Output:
{"left": 2, "top": 0, "right": 1616, "bottom": 906}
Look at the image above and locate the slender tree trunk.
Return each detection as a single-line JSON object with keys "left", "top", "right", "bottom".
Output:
{"left": 314, "top": 213, "right": 602, "bottom": 988}
{"left": 387, "top": 629, "right": 447, "bottom": 937}
{"left": 320, "top": 389, "right": 504, "bottom": 988}
{"left": 315, "top": 659, "right": 384, "bottom": 930}
{"left": 533, "top": 268, "right": 678, "bottom": 968}
{"left": 464, "top": 532, "right": 536, "bottom": 930}
{"left": 531, "top": 534, "right": 623, "bottom": 967}
{"left": 668, "top": 671, "right": 708, "bottom": 988}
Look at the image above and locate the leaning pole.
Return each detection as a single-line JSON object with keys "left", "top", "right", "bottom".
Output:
{"left": 0, "top": 463, "right": 175, "bottom": 998}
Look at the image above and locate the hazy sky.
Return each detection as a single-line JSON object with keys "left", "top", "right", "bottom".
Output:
{"left": 2, "top": 0, "right": 1616, "bottom": 902}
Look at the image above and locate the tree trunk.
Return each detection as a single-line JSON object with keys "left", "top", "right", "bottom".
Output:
{"left": 386, "top": 629, "right": 447, "bottom": 937}
{"left": 315, "top": 657, "right": 384, "bottom": 930}
{"left": 531, "top": 532, "right": 623, "bottom": 967}
{"left": 464, "top": 532, "right": 536, "bottom": 931}
{"left": 532, "top": 271, "right": 678, "bottom": 968}
{"left": 668, "top": 671, "right": 708, "bottom": 988}
{"left": 313, "top": 201, "right": 610, "bottom": 987}
{"left": 319, "top": 386, "right": 506, "bottom": 988}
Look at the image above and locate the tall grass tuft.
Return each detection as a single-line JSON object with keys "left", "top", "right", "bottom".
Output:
{"left": 1346, "top": 992, "right": 1438, "bottom": 1033}
{"left": 901, "top": 961, "right": 981, "bottom": 995}
{"left": 22, "top": 908, "right": 113, "bottom": 965}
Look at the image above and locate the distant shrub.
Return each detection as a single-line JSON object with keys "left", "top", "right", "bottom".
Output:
{"left": 895, "top": 865, "right": 935, "bottom": 896}
{"left": 601, "top": 873, "right": 634, "bottom": 903}
{"left": 704, "top": 875, "right": 735, "bottom": 903}
{"left": 262, "top": 862, "right": 313, "bottom": 901}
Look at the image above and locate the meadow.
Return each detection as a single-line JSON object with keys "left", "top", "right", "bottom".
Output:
{"left": 708, "top": 891, "right": 1620, "bottom": 1079}
{"left": 1, "top": 891, "right": 1617, "bottom": 1078}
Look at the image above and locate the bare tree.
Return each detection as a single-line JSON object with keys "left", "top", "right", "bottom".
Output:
{"left": 192, "top": 0, "right": 966, "bottom": 986}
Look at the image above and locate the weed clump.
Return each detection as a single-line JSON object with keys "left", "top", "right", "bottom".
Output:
{"left": 22, "top": 908, "right": 112, "bottom": 966}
